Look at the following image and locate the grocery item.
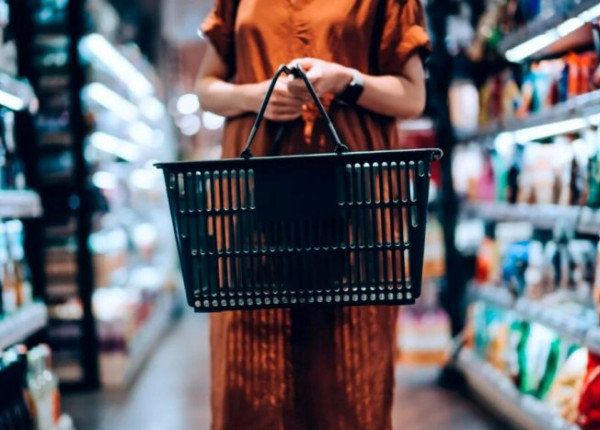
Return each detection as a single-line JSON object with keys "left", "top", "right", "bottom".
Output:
{"left": 547, "top": 347, "right": 587, "bottom": 422}
{"left": 577, "top": 352, "right": 600, "bottom": 429}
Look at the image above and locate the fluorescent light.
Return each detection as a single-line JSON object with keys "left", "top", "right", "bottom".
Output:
{"left": 500, "top": 117, "right": 588, "bottom": 144}
{"left": 202, "top": 111, "right": 225, "bottom": 130}
{"left": 579, "top": 3, "right": 600, "bottom": 21}
{"left": 140, "top": 96, "right": 165, "bottom": 122}
{"left": 556, "top": 17, "right": 583, "bottom": 37}
{"left": 128, "top": 121, "right": 155, "bottom": 145}
{"left": 179, "top": 115, "right": 201, "bottom": 136}
{"left": 83, "top": 83, "right": 139, "bottom": 123}
{"left": 589, "top": 113, "right": 600, "bottom": 125}
{"left": 0, "top": 89, "right": 26, "bottom": 110}
{"left": 92, "top": 171, "right": 118, "bottom": 190}
{"left": 506, "top": 3, "right": 600, "bottom": 62}
{"left": 176, "top": 93, "right": 200, "bottom": 115}
{"left": 505, "top": 32, "right": 557, "bottom": 62}
{"left": 494, "top": 132, "right": 516, "bottom": 156}
{"left": 89, "top": 132, "right": 141, "bottom": 162}
{"left": 130, "top": 169, "right": 158, "bottom": 190}
{"left": 79, "top": 33, "right": 153, "bottom": 99}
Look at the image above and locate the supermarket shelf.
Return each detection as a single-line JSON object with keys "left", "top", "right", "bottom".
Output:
{"left": 463, "top": 202, "right": 583, "bottom": 231}
{"left": 457, "top": 88, "right": 600, "bottom": 143}
{"left": 472, "top": 286, "right": 598, "bottom": 352}
{"left": 0, "top": 190, "right": 43, "bottom": 219}
{"left": 122, "top": 291, "right": 175, "bottom": 386}
{"left": 0, "top": 72, "right": 37, "bottom": 112}
{"left": 499, "top": 0, "right": 599, "bottom": 62}
{"left": 456, "top": 348, "right": 579, "bottom": 430}
{"left": 469, "top": 285, "right": 515, "bottom": 310}
{"left": 0, "top": 302, "right": 48, "bottom": 351}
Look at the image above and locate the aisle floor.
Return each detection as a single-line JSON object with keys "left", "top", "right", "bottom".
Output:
{"left": 64, "top": 314, "right": 504, "bottom": 430}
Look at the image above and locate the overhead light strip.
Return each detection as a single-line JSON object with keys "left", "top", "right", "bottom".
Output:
{"left": 505, "top": 4, "right": 600, "bottom": 62}
{"left": 79, "top": 33, "right": 154, "bottom": 99}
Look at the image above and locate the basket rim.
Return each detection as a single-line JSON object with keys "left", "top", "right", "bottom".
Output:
{"left": 154, "top": 147, "right": 443, "bottom": 169}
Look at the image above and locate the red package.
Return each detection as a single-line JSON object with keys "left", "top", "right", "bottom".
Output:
{"left": 577, "top": 352, "right": 600, "bottom": 429}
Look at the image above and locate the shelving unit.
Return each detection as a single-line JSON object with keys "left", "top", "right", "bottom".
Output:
{"left": 456, "top": 88, "right": 600, "bottom": 143}
{"left": 0, "top": 302, "right": 48, "bottom": 351}
{"left": 456, "top": 348, "right": 579, "bottom": 430}
{"left": 471, "top": 286, "right": 599, "bottom": 353}
{"left": 0, "top": 190, "right": 43, "bottom": 219}
{"left": 10, "top": 0, "right": 177, "bottom": 389}
{"left": 498, "top": 0, "right": 600, "bottom": 62}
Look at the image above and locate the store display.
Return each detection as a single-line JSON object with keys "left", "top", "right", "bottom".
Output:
{"left": 0, "top": 344, "right": 72, "bottom": 430}
{"left": 1, "top": 220, "right": 34, "bottom": 315}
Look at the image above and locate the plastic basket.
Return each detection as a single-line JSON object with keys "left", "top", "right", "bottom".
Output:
{"left": 156, "top": 65, "right": 442, "bottom": 312}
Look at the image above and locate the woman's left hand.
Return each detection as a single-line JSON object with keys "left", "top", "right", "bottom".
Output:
{"left": 287, "top": 58, "right": 353, "bottom": 102}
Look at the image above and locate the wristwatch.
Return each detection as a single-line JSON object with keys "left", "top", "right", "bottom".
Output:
{"left": 336, "top": 68, "right": 364, "bottom": 106}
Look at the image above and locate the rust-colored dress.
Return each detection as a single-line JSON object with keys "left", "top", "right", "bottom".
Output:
{"left": 201, "top": 1, "right": 430, "bottom": 429}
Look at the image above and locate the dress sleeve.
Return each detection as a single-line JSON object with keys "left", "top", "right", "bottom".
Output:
{"left": 378, "top": 0, "right": 431, "bottom": 75}
{"left": 200, "top": 0, "right": 237, "bottom": 74}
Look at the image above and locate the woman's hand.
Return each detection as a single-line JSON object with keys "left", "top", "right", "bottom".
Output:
{"left": 286, "top": 58, "right": 353, "bottom": 102}
{"left": 245, "top": 79, "right": 304, "bottom": 122}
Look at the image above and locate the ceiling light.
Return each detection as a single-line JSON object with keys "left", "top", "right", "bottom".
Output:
{"left": 79, "top": 33, "right": 153, "bottom": 99}
{"left": 202, "top": 111, "right": 225, "bottom": 130}
{"left": 82, "top": 83, "right": 139, "bottom": 123}
{"left": 140, "top": 96, "right": 165, "bottom": 122}
{"left": 176, "top": 93, "right": 200, "bottom": 115}
{"left": 505, "top": 33, "right": 557, "bottom": 63}
{"left": 89, "top": 132, "right": 141, "bottom": 162}
{"left": 0, "top": 89, "right": 25, "bottom": 110}
{"left": 92, "top": 171, "right": 118, "bottom": 190}
{"left": 179, "top": 115, "right": 201, "bottom": 136}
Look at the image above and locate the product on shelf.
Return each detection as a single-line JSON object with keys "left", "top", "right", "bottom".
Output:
{"left": 456, "top": 126, "right": 600, "bottom": 208}
{"left": 0, "top": 109, "right": 26, "bottom": 190}
{"left": 474, "top": 50, "right": 599, "bottom": 128}
{"left": 0, "top": 344, "right": 62, "bottom": 430}
{"left": 0, "top": 220, "right": 34, "bottom": 316}
{"left": 547, "top": 347, "right": 587, "bottom": 423}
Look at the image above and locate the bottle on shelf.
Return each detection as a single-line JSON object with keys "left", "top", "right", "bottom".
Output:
{"left": 6, "top": 220, "right": 33, "bottom": 308}
{"left": 0, "top": 222, "right": 18, "bottom": 314}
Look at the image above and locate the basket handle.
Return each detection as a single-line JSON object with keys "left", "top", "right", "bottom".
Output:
{"left": 240, "top": 64, "right": 349, "bottom": 159}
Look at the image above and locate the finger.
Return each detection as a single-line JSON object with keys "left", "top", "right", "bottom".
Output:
{"left": 267, "top": 112, "right": 303, "bottom": 122}
{"left": 270, "top": 99, "right": 304, "bottom": 111}
{"left": 288, "top": 57, "right": 316, "bottom": 71}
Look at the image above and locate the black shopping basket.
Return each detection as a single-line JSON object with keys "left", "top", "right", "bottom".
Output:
{"left": 156, "top": 65, "right": 442, "bottom": 312}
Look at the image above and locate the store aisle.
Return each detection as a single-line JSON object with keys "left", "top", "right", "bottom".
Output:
{"left": 64, "top": 315, "right": 503, "bottom": 430}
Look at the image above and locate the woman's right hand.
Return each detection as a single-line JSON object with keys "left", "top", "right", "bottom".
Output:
{"left": 245, "top": 79, "right": 303, "bottom": 122}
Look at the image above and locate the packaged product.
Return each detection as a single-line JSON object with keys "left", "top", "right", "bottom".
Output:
{"left": 491, "top": 149, "right": 509, "bottom": 202}
{"left": 518, "top": 323, "right": 562, "bottom": 399}
{"left": 554, "top": 136, "right": 574, "bottom": 206}
{"left": 577, "top": 352, "right": 600, "bottom": 429}
{"left": 524, "top": 241, "right": 544, "bottom": 300}
{"left": 506, "top": 144, "right": 524, "bottom": 204}
{"left": 547, "top": 347, "right": 587, "bottom": 423}
{"left": 502, "top": 241, "right": 530, "bottom": 296}
{"left": 586, "top": 127, "right": 600, "bottom": 208}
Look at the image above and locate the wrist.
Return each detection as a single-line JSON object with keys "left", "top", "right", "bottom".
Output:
{"left": 240, "top": 83, "right": 262, "bottom": 113}
{"left": 333, "top": 66, "right": 354, "bottom": 95}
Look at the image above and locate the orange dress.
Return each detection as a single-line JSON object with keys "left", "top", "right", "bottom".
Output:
{"left": 201, "top": 1, "right": 430, "bottom": 429}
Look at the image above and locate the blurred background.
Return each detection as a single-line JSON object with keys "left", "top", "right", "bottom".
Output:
{"left": 0, "top": 0, "right": 600, "bottom": 429}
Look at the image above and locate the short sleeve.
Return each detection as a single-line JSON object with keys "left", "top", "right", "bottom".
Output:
{"left": 200, "top": 0, "right": 237, "bottom": 75}
{"left": 378, "top": 0, "right": 431, "bottom": 75}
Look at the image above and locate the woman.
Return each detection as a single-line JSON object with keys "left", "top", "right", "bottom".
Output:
{"left": 197, "top": 1, "right": 430, "bottom": 429}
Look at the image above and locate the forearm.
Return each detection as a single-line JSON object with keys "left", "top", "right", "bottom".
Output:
{"left": 357, "top": 73, "right": 425, "bottom": 119}
{"left": 197, "top": 76, "right": 258, "bottom": 117}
